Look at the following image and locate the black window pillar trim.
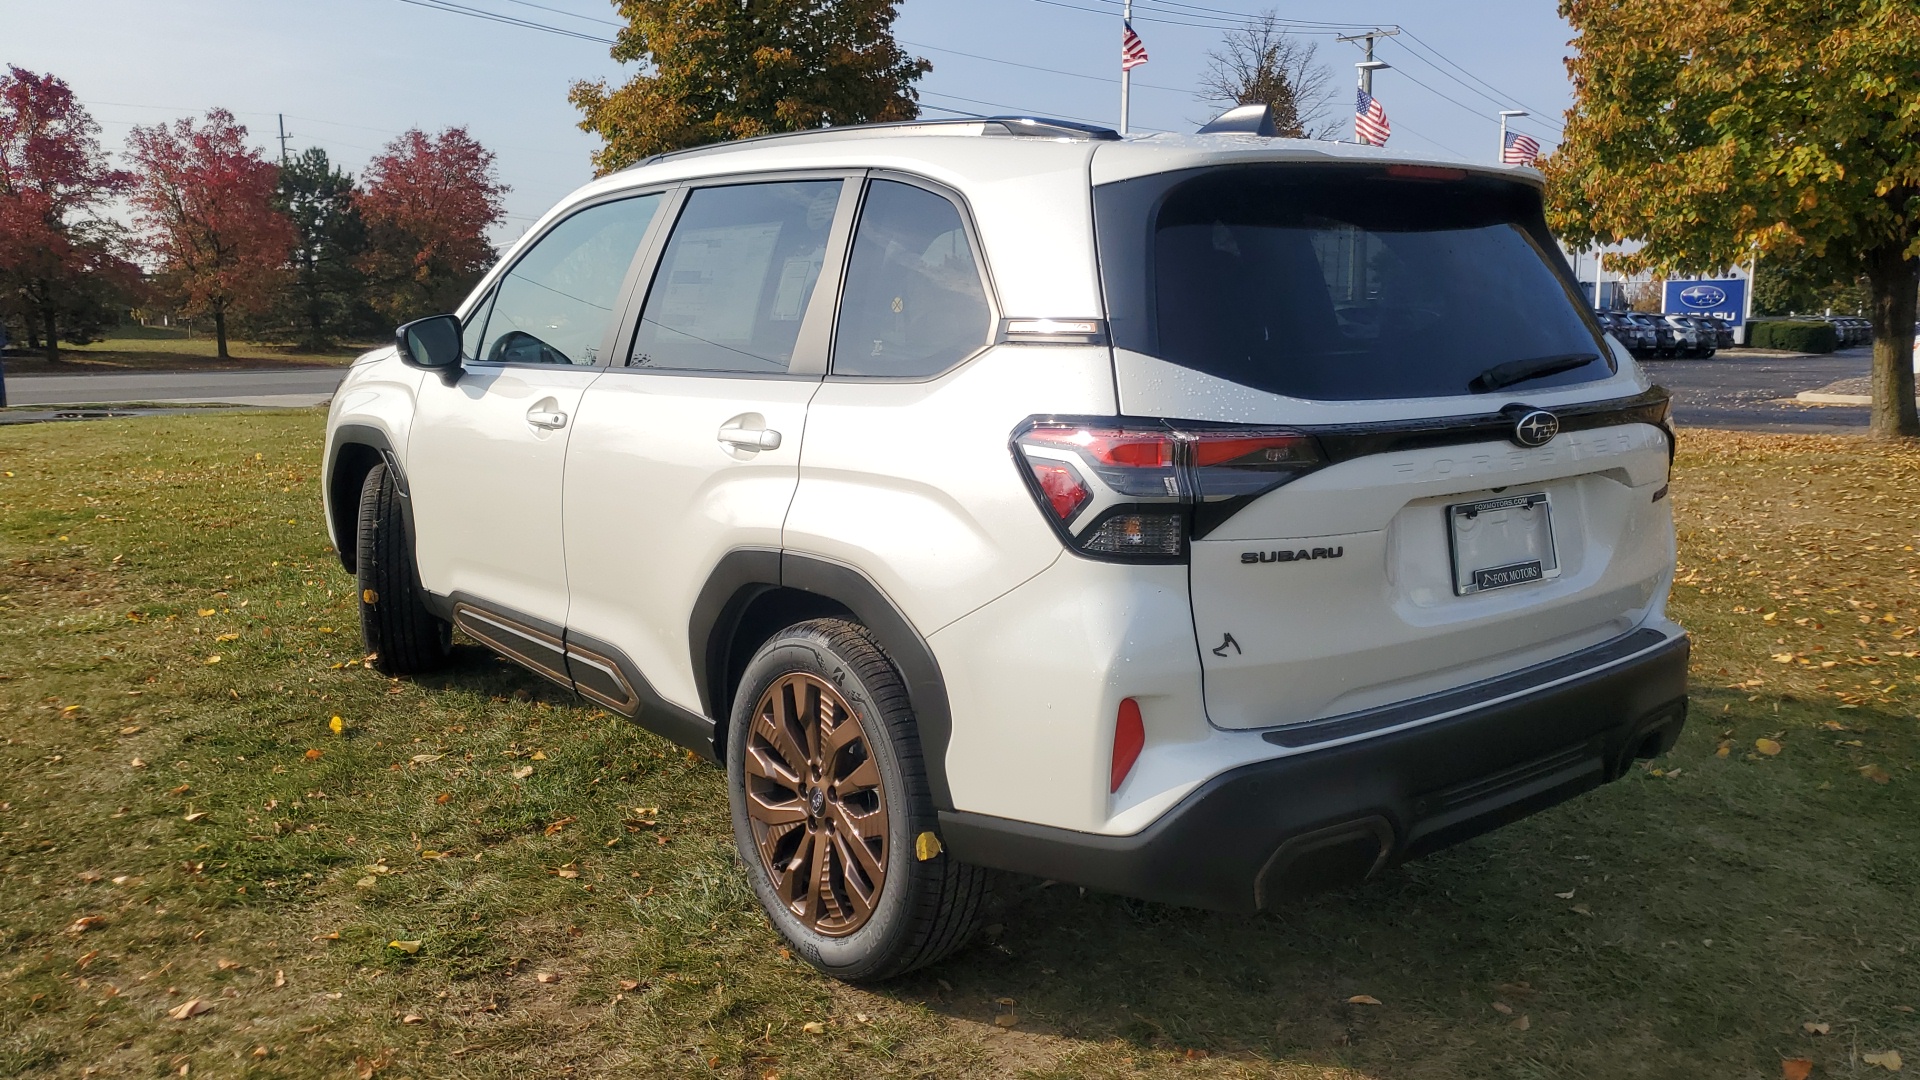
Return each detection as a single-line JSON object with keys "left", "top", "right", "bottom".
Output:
{"left": 689, "top": 549, "right": 957, "bottom": 810}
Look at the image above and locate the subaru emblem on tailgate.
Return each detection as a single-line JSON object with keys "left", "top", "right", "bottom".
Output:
{"left": 1512, "top": 410, "right": 1559, "bottom": 447}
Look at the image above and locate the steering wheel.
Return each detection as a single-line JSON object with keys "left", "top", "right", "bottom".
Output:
{"left": 487, "top": 330, "right": 571, "bottom": 366}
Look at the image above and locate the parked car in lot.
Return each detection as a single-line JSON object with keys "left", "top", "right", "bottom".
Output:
{"left": 1663, "top": 313, "right": 1714, "bottom": 358}
{"left": 1625, "top": 312, "right": 1673, "bottom": 358}
{"left": 321, "top": 117, "right": 1689, "bottom": 980}
{"left": 1705, "top": 315, "right": 1735, "bottom": 350}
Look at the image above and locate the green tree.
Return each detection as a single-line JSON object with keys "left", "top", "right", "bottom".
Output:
{"left": 1546, "top": 0, "right": 1920, "bottom": 438}
{"left": 570, "top": 0, "right": 929, "bottom": 174}
{"left": 270, "top": 147, "right": 368, "bottom": 350}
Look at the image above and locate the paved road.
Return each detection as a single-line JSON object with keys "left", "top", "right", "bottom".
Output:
{"left": 2, "top": 366, "right": 345, "bottom": 408}
{"left": 1648, "top": 346, "right": 1873, "bottom": 432}
{"left": 0, "top": 350, "right": 1889, "bottom": 432}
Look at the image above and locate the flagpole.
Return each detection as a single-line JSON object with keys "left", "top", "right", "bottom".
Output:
{"left": 1120, "top": 0, "right": 1131, "bottom": 136}
{"left": 1498, "top": 109, "right": 1528, "bottom": 164}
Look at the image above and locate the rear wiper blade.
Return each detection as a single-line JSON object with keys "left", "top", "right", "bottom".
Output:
{"left": 1468, "top": 353, "right": 1597, "bottom": 393}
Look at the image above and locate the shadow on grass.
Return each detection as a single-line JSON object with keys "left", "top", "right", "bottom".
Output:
{"left": 871, "top": 689, "right": 1920, "bottom": 1074}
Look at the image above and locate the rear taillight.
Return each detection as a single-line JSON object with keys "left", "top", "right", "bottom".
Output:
{"left": 1013, "top": 418, "right": 1326, "bottom": 561}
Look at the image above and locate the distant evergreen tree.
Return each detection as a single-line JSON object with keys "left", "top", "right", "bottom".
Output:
{"left": 271, "top": 148, "right": 369, "bottom": 349}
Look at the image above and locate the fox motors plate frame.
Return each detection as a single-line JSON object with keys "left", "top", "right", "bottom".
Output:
{"left": 1447, "top": 492, "right": 1560, "bottom": 596}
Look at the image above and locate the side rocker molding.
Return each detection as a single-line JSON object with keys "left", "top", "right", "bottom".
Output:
{"left": 446, "top": 592, "right": 718, "bottom": 759}
{"left": 689, "top": 550, "right": 958, "bottom": 810}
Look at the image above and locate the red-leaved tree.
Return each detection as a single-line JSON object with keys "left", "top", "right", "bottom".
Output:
{"left": 357, "top": 128, "right": 507, "bottom": 323}
{"left": 125, "top": 109, "right": 293, "bottom": 359}
{"left": 0, "top": 66, "right": 139, "bottom": 362}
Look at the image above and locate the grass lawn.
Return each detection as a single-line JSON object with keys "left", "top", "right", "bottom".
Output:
{"left": 2, "top": 414, "right": 1917, "bottom": 1079}
{"left": 4, "top": 324, "right": 367, "bottom": 376}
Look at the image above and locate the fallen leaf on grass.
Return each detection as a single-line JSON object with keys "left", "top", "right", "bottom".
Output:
{"left": 1861, "top": 764, "right": 1893, "bottom": 784}
{"left": 512, "top": 766, "right": 533, "bottom": 780}
{"left": 119, "top": 725, "right": 142, "bottom": 735}
{"left": 183, "top": 810, "right": 207, "bottom": 823}
{"left": 1492, "top": 1002, "right": 1513, "bottom": 1015}
{"left": 1347, "top": 995, "right": 1382, "bottom": 1005}
{"left": 388, "top": 940, "right": 421, "bottom": 955}
{"left": 409, "top": 754, "right": 443, "bottom": 764}
{"left": 274, "top": 970, "right": 285, "bottom": 988}
{"left": 1756, "top": 738, "right": 1784, "bottom": 756}
{"left": 1572, "top": 904, "right": 1593, "bottom": 917}
{"left": 1554, "top": 889, "right": 1576, "bottom": 899}
{"left": 67, "top": 916, "right": 106, "bottom": 935}
{"left": 802, "top": 1021, "right": 826, "bottom": 1034}
{"left": 198, "top": 609, "right": 216, "bottom": 617}
{"left": 167, "top": 998, "right": 211, "bottom": 1020}
{"left": 215, "top": 633, "right": 238, "bottom": 643}
{"left": 355, "top": 876, "right": 376, "bottom": 888}
{"left": 130, "top": 758, "right": 146, "bottom": 769}
{"left": 401, "top": 1014, "right": 423, "bottom": 1025}
{"left": 1783, "top": 1059, "right": 1813, "bottom": 1080}
{"left": 618, "top": 979, "right": 641, "bottom": 992}
{"left": 534, "top": 972, "right": 560, "bottom": 984}
{"left": 530, "top": 750, "right": 548, "bottom": 760}
{"left": 329, "top": 716, "right": 343, "bottom": 736}
{"left": 168, "top": 784, "right": 191, "bottom": 796}
{"left": 1716, "top": 740, "right": 1733, "bottom": 758}
{"left": 1803, "top": 1021, "right": 1830, "bottom": 1035}
{"left": 304, "top": 749, "right": 323, "bottom": 761}
{"left": 1511, "top": 1014, "right": 1531, "bottom": 1031}
{"left": 216, "top": 958, "right": 241, "bottom": 971}
{"left": 1864, "top": 1050, "right": 1903, "bottom": 1071}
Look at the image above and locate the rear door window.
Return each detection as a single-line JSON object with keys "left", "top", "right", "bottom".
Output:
{"left": 1096, "top": 165, "right": 1612, "bottom": 401}
{"left": 629, "top": 180, "right": 842, "bottom": 374}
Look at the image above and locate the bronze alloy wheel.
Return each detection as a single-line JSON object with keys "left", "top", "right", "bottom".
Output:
{"left": 743, "top": 671, "right": 890, "bottom": 936}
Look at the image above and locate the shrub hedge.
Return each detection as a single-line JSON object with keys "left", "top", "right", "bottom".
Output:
{"left": 1748, "top": 320, "right": 1839, "bottom": 353}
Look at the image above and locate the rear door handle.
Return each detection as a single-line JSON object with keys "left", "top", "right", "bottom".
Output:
{"left": 717, "top": 423, "right": 781, "bottom": 451}
{"left": 527, "top": 408, "right": 568, "bottom": 430}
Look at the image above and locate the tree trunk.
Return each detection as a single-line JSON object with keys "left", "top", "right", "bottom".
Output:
{"left": 41, "top": 306, "right": 60, "bottom": 364}
{"left": 1865, "top": 243, "right": 1920, "bottom": 439}
{"left": 213, "top": 304, "right": 230, "bottom": 360}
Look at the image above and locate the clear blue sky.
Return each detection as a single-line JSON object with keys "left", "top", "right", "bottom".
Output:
{"left": 4, "top": 0, "right": 1576, "bottom": 243}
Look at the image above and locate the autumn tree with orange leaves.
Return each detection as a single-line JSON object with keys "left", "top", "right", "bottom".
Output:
{"left": 1546, "top": 0, "right": 1920, "bottom": 438}
{"left": 125, "top": 110, "right": 294, "bottom": 360}
{"left": 570, "top": 0, "right": 928, "bottom": 173}
{"left": 357, "top": 127, "right": 507, "bottom": 324}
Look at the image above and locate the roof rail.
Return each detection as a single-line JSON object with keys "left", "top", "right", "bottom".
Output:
{"left": 634, "top": 115, "right": 1120, "bottom": 168}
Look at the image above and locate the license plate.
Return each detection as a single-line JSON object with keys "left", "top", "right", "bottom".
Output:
{"left": 1447, "top": 492, "right": 1558, "bottom": 595}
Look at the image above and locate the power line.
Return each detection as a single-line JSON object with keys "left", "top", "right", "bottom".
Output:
{"left": 1397, "top": 29, "right": 1564, "bottom": 130}
{"left": 389, "top": 0, "right": 614, "bottom": 44}
{"left": 1025, "top": 0, "right": 1350, "bottom": 35}
{"left": 1382, "top": 39, "right": 1563, "bottom": 136}
{"left": 902, "top": 39, "right": 1190, "bottom": 94}
{"left": 491, "top": 0, "right": 621, "bottom": 26}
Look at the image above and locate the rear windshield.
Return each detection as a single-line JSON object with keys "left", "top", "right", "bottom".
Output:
{"left": 1095, "top": 165, "right": 1612, "bottom": 401}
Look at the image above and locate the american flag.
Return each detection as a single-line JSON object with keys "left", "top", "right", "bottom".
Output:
{"left": 1502, "top": 130, "right": 1541, "bottom": 166}
{"left": 1355, "top": 89, "right": 1390, "bottom": 146}
{"left": 1122, "top": 20, "right": 1149, "bottom": 71}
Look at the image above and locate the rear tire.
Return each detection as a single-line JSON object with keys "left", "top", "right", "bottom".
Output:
{"left": 355, "top": 462, "right": 452, "bottom": 676}
{"left": 727, "top": 618, "right": 988, "bottom": 982}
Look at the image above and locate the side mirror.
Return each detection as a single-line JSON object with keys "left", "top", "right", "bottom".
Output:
{"left": 395, "top": 314, "right": 464, "bottom": 384}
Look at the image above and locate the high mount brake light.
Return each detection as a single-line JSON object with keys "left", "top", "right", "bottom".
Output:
{"left": 1012, "top": 420, "right": 1328, "bottom": 562}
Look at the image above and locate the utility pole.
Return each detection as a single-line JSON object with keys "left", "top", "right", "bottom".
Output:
{"left": 1337, "top": 28, "right": 1398, "bottom": 143}
{"left": 277, "top": 114, "right": 292, "bottom": 166}
{"left": 1499, "top": 109, "right": 1528, "bottom": 162}
{"left": 1119, "top": 0, "right": 1132, "bottom": 136}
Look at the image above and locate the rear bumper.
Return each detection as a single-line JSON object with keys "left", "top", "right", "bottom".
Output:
{"left": 939, "top": 630, "right": 1688, "bottom": 913}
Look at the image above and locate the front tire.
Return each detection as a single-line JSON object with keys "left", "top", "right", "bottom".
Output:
{"left": 355, "top": 462, "right": 452, "bottom": 675}
{"left": 727, "top": 618, "right": 988, "bottom": 981}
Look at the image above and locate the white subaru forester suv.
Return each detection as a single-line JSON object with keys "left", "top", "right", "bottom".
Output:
{"left": 322, "top": 115, "right": 1688, "bottom": 981}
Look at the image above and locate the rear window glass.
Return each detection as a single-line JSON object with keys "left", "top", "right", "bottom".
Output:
{"left": 1096, "top": 166, "right": 1611, "bottom": 401}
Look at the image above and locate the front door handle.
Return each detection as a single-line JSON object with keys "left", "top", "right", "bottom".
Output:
{"left": 717, "top": 423, "right": 782, "bottom": 451}
{"left": 526, "top": 408, "right": 568, "bottom": 430}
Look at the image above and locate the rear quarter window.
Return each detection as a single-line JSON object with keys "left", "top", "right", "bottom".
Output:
{"left": 1095, "top": 165, "right": 1613, "bottom": 401}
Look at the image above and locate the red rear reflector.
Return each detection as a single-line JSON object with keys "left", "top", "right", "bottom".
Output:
{"left": 1029, "top": 461, "right": 1090, "bottom": 521}
{"left": 1385, "top": 164, "right": 1468, "bottom": 181}
{"left": 1111, "top": 698, "right": 1145, "bottom": 793}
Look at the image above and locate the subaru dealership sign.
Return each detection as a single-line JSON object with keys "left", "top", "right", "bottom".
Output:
{"left": 1665, "top": 277, "right": 1747, "bottom": 327}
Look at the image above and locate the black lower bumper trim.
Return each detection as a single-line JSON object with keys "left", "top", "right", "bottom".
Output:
{"left": 939, "top": 631, "right": 1688, "bottom": 913}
